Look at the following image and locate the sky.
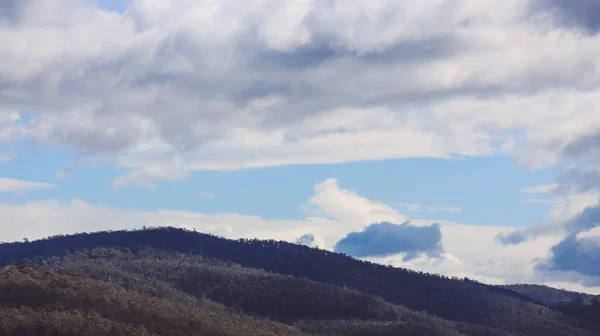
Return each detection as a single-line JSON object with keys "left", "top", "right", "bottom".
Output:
{"left": 1, "top": 0, "right": 600, "bottom": 294}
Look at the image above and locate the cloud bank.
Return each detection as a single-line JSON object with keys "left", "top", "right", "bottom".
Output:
{"left": 0, "top": 0, "right": 600, "bottom": 186}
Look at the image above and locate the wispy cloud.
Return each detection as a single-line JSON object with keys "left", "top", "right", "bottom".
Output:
{"left": 56, "top": 165, "right": 74, "bottom": 181}
{"left": 396, "top": 203, "right": 462, "bottom": 214}
{"left": 520, "top": 184, "right": 560, "bottom": 194}
{"left": 0, "top": 177, "right": 57, "bottom": 194}
{"left": 0, "top": 152, "right": 15, "bottom": 165}
{"left": 199, "top": 192, "right": 216, "bottom": 199}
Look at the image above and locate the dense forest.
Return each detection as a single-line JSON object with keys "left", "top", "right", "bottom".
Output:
{"left": 0, "top": 227, "right": 599, "bottom": 335}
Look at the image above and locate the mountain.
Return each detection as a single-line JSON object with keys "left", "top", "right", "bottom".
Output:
{"left": 0, "top": 227, "right": 599, "bottom": 335}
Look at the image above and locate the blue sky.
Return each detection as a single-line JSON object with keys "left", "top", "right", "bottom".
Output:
{"left": 2, "top": 0, "right": 600, "bottom": 293}
{"left": 1, "top": 141, "right": 558, "bottom": 226}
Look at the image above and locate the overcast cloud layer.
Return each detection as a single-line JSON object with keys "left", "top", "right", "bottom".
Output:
{"left": 1, "top": 0, "right": 600, "bottom": 185}
{"left": 2, "top": 0, "right": 600, "bottom": 293}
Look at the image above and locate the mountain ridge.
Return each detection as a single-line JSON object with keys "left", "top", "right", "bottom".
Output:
{"left": 1, "top": 227, "right": 598, "bottom": 336}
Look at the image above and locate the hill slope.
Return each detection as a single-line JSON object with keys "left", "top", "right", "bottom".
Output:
{"left": 39, "top": 247, "right": 497, "bottom": 336}
{"left": 0, "top": 264, "right": 307, "bottom": 336}
{"left": 502, "top": 284, "right": 599, "bottom": 305}
{"left": 1, "top": 227, "right": 599, "bottom": 335}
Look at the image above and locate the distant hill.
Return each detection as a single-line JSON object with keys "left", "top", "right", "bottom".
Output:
{"left": 502, "top": 284, "right": 599, "bottom": 305}
{"left": 0, "top": 227, "right": 599, "bottom": 335}
{"left": 502, "top": 284, "right": 600, "bottom": 327}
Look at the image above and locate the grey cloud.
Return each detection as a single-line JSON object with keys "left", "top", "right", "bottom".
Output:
{"left": 334, "top": 221, "right": 443, "bottom": 260}
{"left": 251, "top": 44, "right": 340, "bottom": 71}
{"left": 563, "top": 133, "right": 600, "bottom": 159}
{"left": 359, "top": 35, "right": 469, "bottom": 65}
{"left": 539, "top": 234, "right": 600, "bottom": 280}
{"left": 497, "top": 202, "right": 600, "bottom": 246}
{"left": 556, "top": 166, "right": 600, "bottom": 193}
{"left": 565, "top": 202, "right": 600, "bottom": 234}
{"left": 531, "top": 0, "right": 600, "bottom": 34}
{"left": 250, "top": 34, "right": 465, "bottom": 72}
{"left": 27, "top": 113, "right": 145, "bottom": 154}
{"left": 295, "top": 233, "right": 316, "bottom": 246}
{"left": 496, "top": 230, "right": 527, "bottom": 245}
{"left": 498, "top": 166, "right": 600, "bottom": 246}
{"left": 0, "top": 0, "right": 25, "bottom": 23}
{"left": 494, "top": 222, "right": 562, "bottom": 246}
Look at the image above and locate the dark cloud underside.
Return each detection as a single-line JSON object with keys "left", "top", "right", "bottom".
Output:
{"left": 334, "top": 221, "right": 443, "bottom": 260}
{"left": 541, "top": 234, "right": 600, "bottom": 278}
{"left": 532, "top": 0, "right": 600, "bottom": 33}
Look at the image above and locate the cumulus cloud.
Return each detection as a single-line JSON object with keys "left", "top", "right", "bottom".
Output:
{"left": 334, "top": 221, "right": 443, "bottom": 260}
{"left": 0, "top": 0, "right": 599, "bottom": 185}
{"left": 0, "top": 177, "right": 57, "bottom": 194}
{"left": 305, "top": 178, "right": 406, "bottom": 229}
{"left": 538, "top": 230, "right": 600, "bottom": 285}
{"left": 564, "top": 202, "right": 600, "bottom": 234}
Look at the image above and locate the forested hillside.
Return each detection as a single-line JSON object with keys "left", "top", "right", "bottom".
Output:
{"left": 503, "top": 284, "right": 598, "bottom": 305}
{"left": 0, "top": 227, "right": 599, "bottom": 335}
{"left": 0, "top": 264, "right": 306, "bottom": 336}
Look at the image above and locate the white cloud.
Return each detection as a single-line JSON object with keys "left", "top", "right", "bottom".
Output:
{"left": 0, "top": 177, "right": 57, "bottom": 194}
{"left": 397, "top": 203, "right": 423, "bottom": 212}
{"left": 429, "top": 206, "right": 462, "bottom": 213}
{"left": 396, "top": 202, "right": 462, "bottom": 214}
{"left": 0, "top": 0, "right": 599, "bottom": 185}
{"left": 520, "top": 184, "right": 560, "bottom": 194}
{"left": 113, "top": 163, "right": 190, "bottom": 189}
{"left": 304, "top": 178, "right": 407, "bottom": 231}
{"left": 0, "top": 110, "right": 26, "bottom": 143}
